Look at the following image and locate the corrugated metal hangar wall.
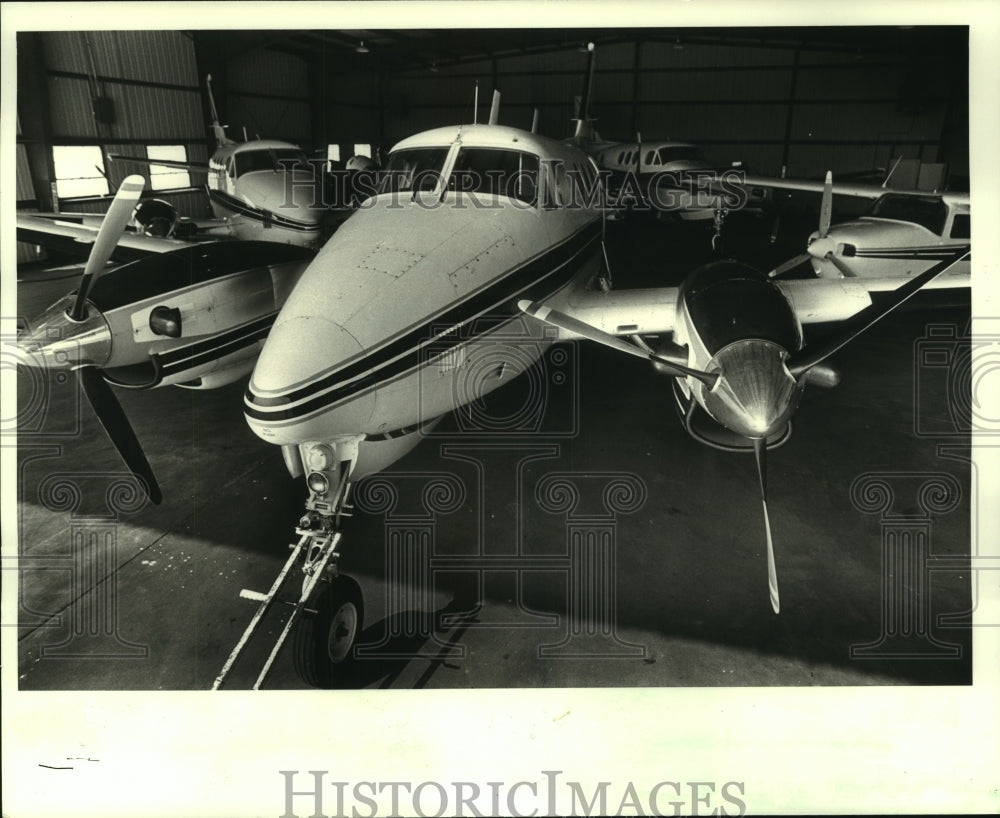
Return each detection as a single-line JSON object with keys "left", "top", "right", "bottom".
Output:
{"left": 17, "top": 28, "right": 966, "bottom": 230}
{"left": 375, "top": 38, "right": 963, "bottom": 178}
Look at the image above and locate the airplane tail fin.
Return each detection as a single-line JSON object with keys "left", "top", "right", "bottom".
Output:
{"left": 206, "top": 74, "right": 235, "bottom": 146}
{"left": 570, "top": 42, "right": 600, "bottom": 143}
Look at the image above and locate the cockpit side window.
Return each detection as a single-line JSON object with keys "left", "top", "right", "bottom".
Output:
{"left": 645, "top": 150, "right": 657, "bottom": 166}
{"left": 657, "top": 146, "right": 707, "bottom": 163}
{"left": 234, "top": 148, "right": 307, "bottom": 178}
{"left": 868, "top": 194, "right": 949, "bottom": 235}
{"left": 378, "top": 147, "right": 449, "bottom": 194}
{"left": 447, "top": 147, "right": 539, "bottom": 205}
{"left": 950, "top": 212, "right": 970, "bottom": 239}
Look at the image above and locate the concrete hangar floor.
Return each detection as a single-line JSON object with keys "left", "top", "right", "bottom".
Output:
{"left": 14, "top": 206, "right": 973, "bottom": 691}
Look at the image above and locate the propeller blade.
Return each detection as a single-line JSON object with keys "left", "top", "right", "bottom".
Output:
{"left": 768, "top": 252, "right": 810, "bottom": 279}
{"left": 519, "top": 300, "right": 718, "bottom": 388}
{"left": 70, "top": 174, "right": 146, "bottom": 320}
{"left": 789, "top": 245, "right": 970, "bottom": 377}
{"left": 769, "top": 209, "right": 782, "bottom": 245}
{"left": 824, "top": 249, "right": 856, "bottom": 278}
{"left": 754, "top": 437, "right": 780, "bottom": 614}
{"left": 817, "top": 170, "right": 833, "bottom": 239}
{"left": 79, "top": 367, "right": 162, "bottom": 505}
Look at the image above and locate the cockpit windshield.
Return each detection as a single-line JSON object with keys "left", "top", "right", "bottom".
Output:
{"left": 866, "top": 194, "right": 948, "bottom": 235}
{"left": 655, "top": 146, "right": 708, "bottom": 164}
{"left": 448, "top": 148, "right": 539, "bottom": 205}
{"left": 378, "top": 148, "right": 449, "bottom": 193}
{"left": 234, "top": 148, "right": 309, "bottom": 177}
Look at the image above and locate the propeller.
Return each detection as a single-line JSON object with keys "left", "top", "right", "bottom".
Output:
{"left": 769, "top": 171, "right": 852, "bottom": 279}
{"left": 70, "top": 174, "right": 145, "bottom": 320}
{"left": 817, "top": 170, "right": 833, "bottom": 239}
{"left": 80, "top": 368, "right": 163, "bottom": 505}
{"left": 753, "top": 437, "right": 780, "bottom": 614}
{"left": 518, "top": 300, "right": 718, "bottom": 388}
{"left": 23, "top": 174, "right": 162, "bottom": 504}
{"left": 768, "top": 251, "right": 810, "bottom": 279}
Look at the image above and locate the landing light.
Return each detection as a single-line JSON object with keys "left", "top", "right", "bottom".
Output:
{"left": 307, "top": 472, "right": 330, "bottom": 496}
{"left": 305, "top": 443, "right": 335, "bottom": 471}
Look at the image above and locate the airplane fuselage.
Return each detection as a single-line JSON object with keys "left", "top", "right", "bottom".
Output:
{"left": 206, "top": 139, "right": 326, "bottom": 248}
{"left": 807, "top": 191, "right": 971, "bottom": 280}
{"left": 244, "top": 124, "right": 603, "bottom": 479}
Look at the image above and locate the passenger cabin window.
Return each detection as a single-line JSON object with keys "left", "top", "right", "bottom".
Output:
{"left": 378, "top": 147, "right": 449, "bottom": 193}
{"left": 868, "top": 194, "right": 949, "bottom": 236}
{"left": 233, "top": 148, "right": 308, "bottom": 178}
{"left": 950, "top": 213, "right": 970, "bottom": 239}
{"left": 448, "top": 147, "right": 539, "bottom": 205}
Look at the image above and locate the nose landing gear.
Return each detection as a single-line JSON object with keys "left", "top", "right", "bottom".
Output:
{"left": 293, "top": 574, "right": 365, "bottom": 688}
{"left": 212, "top": 479, "right": 366, "bottom": 690}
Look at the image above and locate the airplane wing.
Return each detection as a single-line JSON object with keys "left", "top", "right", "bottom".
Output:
{"left": 17, "top": 212, "right": 197, "bottom": 261}
{"left": 524, "top": 274, "right": 966, "bottom": 341}
{"left": 739, "top": 173, "right": 889, "bottom": 200}
{"left": 108, "top": 152, "right": 210, "bottom": 172}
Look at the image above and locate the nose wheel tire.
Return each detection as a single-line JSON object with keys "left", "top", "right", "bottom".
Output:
{"left": 293, "top": 575, "right": 364, "bottom": 688}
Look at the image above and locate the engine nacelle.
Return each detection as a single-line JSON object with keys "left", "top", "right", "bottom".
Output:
{"left": 131, "top": 199, "right": 199, "bottom": 239}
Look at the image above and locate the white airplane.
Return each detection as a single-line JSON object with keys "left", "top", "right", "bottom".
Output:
{"left": 109, "top": 75, "right": 331, "bottom": 248}
{"left": 751, "top": 171, "right": 972, "bottom": 281}
{"left": 17, "top": 75, "right": 330, "bottom": 260}
{"left": 569, "top": 44, "right": 758, "bottom": 233}
{"left": 17, "top": 115, "right": 969, "bottom": 689}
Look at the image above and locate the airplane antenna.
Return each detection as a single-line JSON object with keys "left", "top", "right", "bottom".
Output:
{"left": 473, "top": 80, "right": 479, "bottom": 124}
{"left": 531, "top": 108, "right": 539, "bottom": 134}
{"left": 883, "top": 155, "right": 903, "bottom": 188}
{"left": 579, "top": 42, "right": 595, "bottom": 124}
{"left": 488, "top": 90, "right": 501, "bottom": 126}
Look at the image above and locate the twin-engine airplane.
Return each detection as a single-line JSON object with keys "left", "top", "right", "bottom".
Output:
{"left": 18, "top": 116, "right": 969, "bottom": 688}
{"left": 17, "top": 75, "right": 330, "bottom": 262}
{"left": 568, "top": 43, "right": 761, "bottom": 234}
{"left": 752, "top": 170, "right": 971, "bottom": 281}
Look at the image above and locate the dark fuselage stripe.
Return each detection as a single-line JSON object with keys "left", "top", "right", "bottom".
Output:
{"left": 154, "top": 313, "right": 276, "bottom": 375}
{"left": 245, "top": 221, "right": 602, "bottom": 423}
{"left": 249, "top": 220, "right": 601, "bottom": 407}
{"left": 208, "top": 189, "right": 320, "bottom": 232}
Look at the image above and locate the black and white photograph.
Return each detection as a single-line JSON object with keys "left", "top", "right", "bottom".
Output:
{"left": 3, "top": 2, "right": 998, "bottom": 816}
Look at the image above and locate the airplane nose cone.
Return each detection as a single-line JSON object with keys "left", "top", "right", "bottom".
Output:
{"left": 19, "top": 294, "right": 112, "bottom": 370}
{"left": 246, "top": 315, "right": 376, "bottom": 438}
{"left": 252, "top": 315, "right": 364, "bottom": 392}
{"left": 702, "top": 340, "right": 801, "bottom": 438}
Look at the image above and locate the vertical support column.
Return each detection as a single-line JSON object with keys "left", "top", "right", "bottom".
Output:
{"left": 780, "top": 47, "right": 800, "bottom": 174}
{"left": 16, "top": 31, "right": 56, "bottom": 212}
{"left": 536, "top": 472, "right": 647, "bottom": 658}
{"left": 36, "top": 472, "right": 149, "bottom": 658}
{"left": 353, "top": 473, "right": 465, "bottom": 658}
{"left": 850, "top": 472, "right": 962, "bottom": 659}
